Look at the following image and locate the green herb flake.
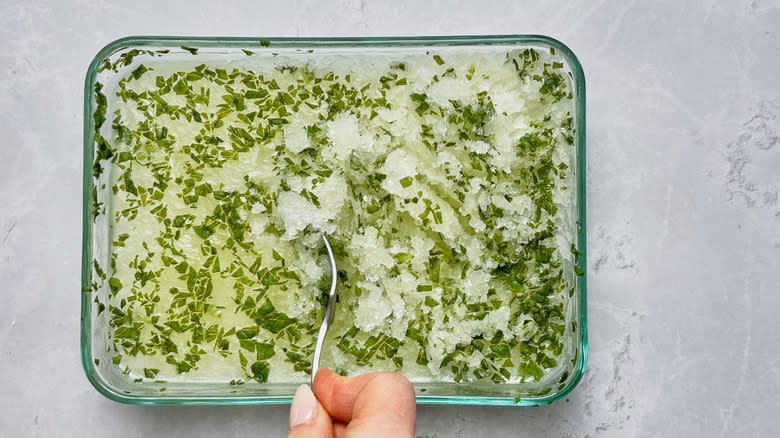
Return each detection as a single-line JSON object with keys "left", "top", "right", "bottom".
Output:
{"left": 108, "top": 277, "right": 122, "bottom": 295}
{"left": 130, "top": 65, "right": 149, "bottom": 80}
{"left": 251, "top": 361, "right": 270, "bottom": 382}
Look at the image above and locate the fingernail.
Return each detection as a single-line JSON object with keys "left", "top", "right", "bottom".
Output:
{"left": 289, "top": 384, "right": 317, "bottom": 430}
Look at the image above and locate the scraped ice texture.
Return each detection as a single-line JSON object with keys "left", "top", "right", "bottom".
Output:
{"left": 354, "top": 282, "right": 393, "bottom": 332}
{"left": 462, "top": 268, "right": 492, "bottom": 302}
{"left": 277, "top": 191, "right": 323, "bottom": 238}
{"left": 276, "top": 174, "right": 347, "bottom": 239}
{"left": 428, "top": 76, "right": 475, "bottom": 107}
{"left": 433, "top": 150, "right": 463, "bottom": 181}
{"left": 292, "top": 245, "right": 325, "bottom": 286}
{"left": 348, "top": 226, "right": 394, "bottom": 282}
{"left": 372, "top": 271, "right": 416, "bottom": 340}
{"left": 283, "top": 125, "right": 310, "bottom": 153}
{"left": 97, "top": 47, "right": 578, "bottom": 384}
{"left": 324, "top": 112, "right": 377, "bottom": 161}
{"left": 465, "top": 139, "right": 491, "bottom": 155}
{"left": 409, "top": 233, "right": 434, "bottom": 273}
{"left": 491, "top": 192, "right": 536, "bottom": 243}
{"left": 380, "top": 149, "right": 419, "bottom": 194}
{"left": 311, "top": 173, "right": 349, "bottom": 213}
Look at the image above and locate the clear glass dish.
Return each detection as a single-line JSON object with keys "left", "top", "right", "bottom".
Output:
{"left": 81, "top": 35, "right": 587, "bottom": 405}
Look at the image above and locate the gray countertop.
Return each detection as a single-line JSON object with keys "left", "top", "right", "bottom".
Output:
{"left": 1, "top": 1, "right": 778, "bottom": 436}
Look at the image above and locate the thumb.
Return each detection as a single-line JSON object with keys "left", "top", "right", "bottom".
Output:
{"left": 286, "top": 384, "right": 334, "bottom": 438}
{"left": 313, "top": 368, "right": 416, "bottom": 438}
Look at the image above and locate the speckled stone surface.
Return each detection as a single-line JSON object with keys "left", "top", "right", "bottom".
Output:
{"left": 1, "top": 1, "right": 778, "bottom": 436}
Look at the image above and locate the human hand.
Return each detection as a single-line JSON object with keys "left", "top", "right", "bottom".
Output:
{"left": 286, "top": 368, "right": 416, "bottom": 438}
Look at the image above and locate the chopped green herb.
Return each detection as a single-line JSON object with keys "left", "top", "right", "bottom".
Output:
{"left": 250, "top": 361, "right": 270, "bottom": 382}
{"left": 92, "top": 45, "right": 578, "bottom": 390}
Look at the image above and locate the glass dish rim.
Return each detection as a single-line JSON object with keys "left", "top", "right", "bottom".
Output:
{"left": 81, "top": 34, "right": 587, "bottom": 406}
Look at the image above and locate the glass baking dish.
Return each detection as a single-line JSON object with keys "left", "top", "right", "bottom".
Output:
{"left": 81, "top": 35, "right": 587, "bottom": 406}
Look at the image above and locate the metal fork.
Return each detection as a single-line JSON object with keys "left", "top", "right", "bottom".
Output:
{"left": 311, "top": 234, "right": 338, "bottom": 386}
